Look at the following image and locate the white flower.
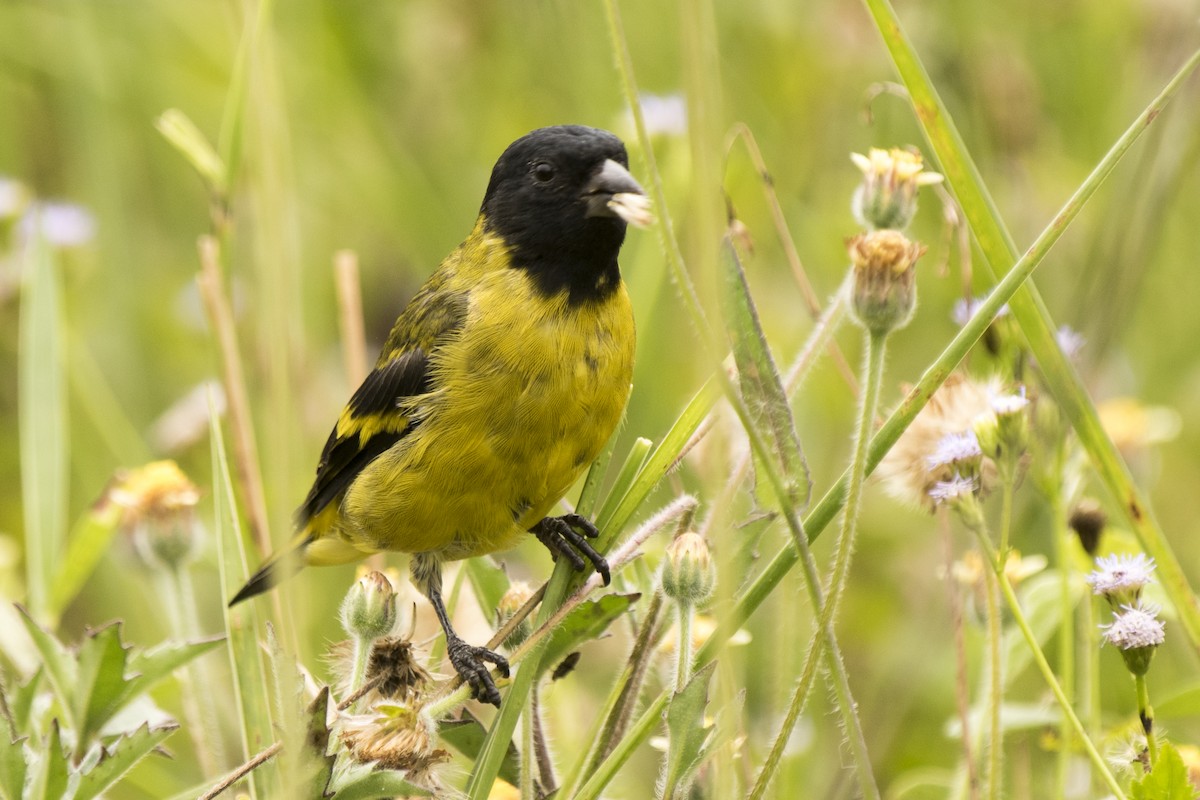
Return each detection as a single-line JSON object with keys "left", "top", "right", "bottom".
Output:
{"left": 989, "top": 389, "right": 1029, "bottom": 417}
{"left": 1056, "top": 326, "right": 1086, "bottom": 360}
{"left": 925, "top": 430, "right": 982, "bottom": 471}
{"left": 929, "top": 474, "right": 978, "bottom": 506}
{"left": 1101, "top": 604, "right": 1165, "bottom": 651}
{"left": 1087, "top": 553, "right": 1155, "bottom": 597}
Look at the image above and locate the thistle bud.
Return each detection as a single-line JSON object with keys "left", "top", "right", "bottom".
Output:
{"left": 1068, "top": 499, "right": 1106, "bottom": 556}
{"left": 496, "top": 581, "right": 534, "bottom": 650}
{"left": 110, "top": 460, "right": 202, "bottom": 571}
{"left": 847, "top": 230, "right": 925, "bottom": 336}
{"left": 850, "top": 147, "right": 943, "bottom": 231}
{"left": 340, "top": 571, "right": 398, "bottom": 641}
{"left": 660, "top": 532, "right": 715, "bottom": 606}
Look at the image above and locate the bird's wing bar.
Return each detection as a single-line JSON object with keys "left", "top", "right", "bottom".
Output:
{"left": 295, "top": 348, "right": 430, "bottom": 526}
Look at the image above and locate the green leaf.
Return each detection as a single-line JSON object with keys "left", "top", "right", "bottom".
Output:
{"left": 439, "top": 711, "right": 521, "bottom": 788}
{"left": 74, "top": 623, "right": 132, "bottom": 746}
{"left": 887, "top": 768, "right": 956, "bottom": 800}
{"left": 48, "top": 500, "right": 124, "bottom": 623}
{"left": 718, "top": 241, "right": 810, "bottom": 512}
{"left": 26, "top": 721, "right": 69, "bottom": 800}
{"left": 1156, "top": 681, "right": 1200, "bottom": 720}
{"left": 328, "top": 767, "right": 432, "bottom": 800}
{"left": 121, "top": 636, "right": 225, "bottom": 710}
{"left": 1130, "top": 742, "right": 1198, "bottom": 800}
{"left": 156, "top": 109, "right": 227, "bottom": 192}
{"left": 70, "top": 722, "right": 179, "bottom": 800}
{"left": 0, "top": 702, "right": 28, "bottom": 800}
{"left": 210, "top": 391, "right": 276, "bottom": 797}
{"left": 464, "top": 558, "right": 510, "bottom": 625}
{"left": 662, "top": 661, "right": 716, "bottom": 799}
{"left": 18, "top": 229, "right": 68, "bottom": 623}
{"left": 16, "top": 606, "right": 79, "bottom": 730}
{"left": 540, "top": 593, "right": 640, "bottom": 672}
{"left": 7, "top": 669, "right": 43, "bottom": 734}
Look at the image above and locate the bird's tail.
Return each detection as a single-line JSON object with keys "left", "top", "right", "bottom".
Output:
{"left": 228, "top": 531, "right": 314, "bottom": 607}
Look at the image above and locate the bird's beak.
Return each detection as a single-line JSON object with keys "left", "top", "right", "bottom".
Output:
{"left": 584, "top": 159, "right": 653, "bottom": 228}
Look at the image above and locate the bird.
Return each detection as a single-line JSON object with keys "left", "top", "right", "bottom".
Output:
{"left": 230, "top": 125, "right": 651, "bottom": 706}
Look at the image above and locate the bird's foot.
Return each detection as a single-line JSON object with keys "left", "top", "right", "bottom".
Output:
{"left": 447, "top": 636, "right": 509, "bottom": 707}
{"left": 531, "top": 514, "right": 611, "bottom": 585}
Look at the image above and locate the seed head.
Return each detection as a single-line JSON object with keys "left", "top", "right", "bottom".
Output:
{"left": 339, "top": 701, "right": 449, "bottom": 778}
{"left": 846, "top": 229, "right": 925, "bottom": 336}
{"left": 110, "top": 460, "right": 202, "bottom": 570}
{"left": 850, "top": 147, "right": 943, "bottom": 230}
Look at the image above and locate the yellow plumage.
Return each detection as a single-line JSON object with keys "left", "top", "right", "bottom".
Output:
{"left": 231, "top": 125, "right": 647, "bottom": 705}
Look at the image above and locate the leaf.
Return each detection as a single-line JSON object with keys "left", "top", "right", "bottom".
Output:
{"left": 48, "top": 500, "right": 124, "bottom": 623}
{"left": 121, "top": 636, "right": 225, "bottom": 709}
{"left": 304, "top": 688, "right": 336, "bottom": 799}
{"left": 18, "top": 229, "right": 68, "bottom": 623}
{"left": 1001, "top": 570, "right": 1079, "bottom": 689}
{"left": 26, "top": 720, "right": 69, "bottom": 800}
{"left": 75, "top": 622, "right": 132, "bottom": 745}
{"left": 718, "top": 241, "right": 810, "bottom": 512}
{"left": 16, "top": 606, "right": 79, "bottom": 730}
{"left": 70, "top": 722, "right": 179, "bottom": 800}
{"left": 439, "top": 712, "right": 521, "bottom": 788}
{"left": 0, "top": 702, "right": 27, "bottom": 800}
{"left": 156, "top": 109, "right": 227, "bottom": 192}
{"left": 328, "top": 767, "right": 432, "bottom": 800}
{"left": 464, "top": 558, "right": 510, "bottom": 625}
{"left": 540, "top": 593, "right": 640, "bottom": 672}
{"left": 1130, "top": 742, "right": 1198, "bottom": 800}
{"left": 662, "top": 661, "right": 716, "bottom": 799}
{"left": 7, "top": 669, "right": 43, "bottom": 734}
{"left": 1156, "top": 681, "right": 1200, "bottom": 720}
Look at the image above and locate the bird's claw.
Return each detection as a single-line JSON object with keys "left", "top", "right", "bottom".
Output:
{"left": 447, "top": 636, "right": 509, "bottom": 707}
{"left": 531, "top": 514, "right": 611, "bottom": 585}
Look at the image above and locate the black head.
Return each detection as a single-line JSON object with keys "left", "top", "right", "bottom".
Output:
{"left": 479, "top": 125, "right": 644, "bottom": 304}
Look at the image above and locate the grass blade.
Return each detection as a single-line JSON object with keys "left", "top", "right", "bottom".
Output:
{"left": 18, "top": 229, "right": 68, "bottom": 622}
{"left": 860, "top": 0, "right": 1200, "bottom": 651}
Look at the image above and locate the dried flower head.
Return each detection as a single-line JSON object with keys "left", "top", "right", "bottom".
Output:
{"left": 879, "top": 373, "right": 1005, "bottom": 510}
{"left": 850, "top": 147, "right": 944, "bottom": 230}
{"left": 1101, "top": 603, "right": 1165, "bottom": 676}
{"left": 339, "top": 701, "right": 449, "bottom": 777}
{"left": 1068, "top": 499, "right": 1107, "bottom": 556}
{"left": 110, "top": 460, "right": 202, "bottom": 569}
{"left": 329, "top": 634, "right": 430, "bottom": 708}
{"left": 1088, "top": 553, "right": 1156, "bottom": 607}
{"left": 846, "top": 229, "right": 926, "bottom": 335}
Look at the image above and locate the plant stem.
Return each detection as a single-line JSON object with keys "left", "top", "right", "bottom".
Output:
{"left": 983, "top": 560, "right": 1002, "bottom": 800}
{"left": 1050, "top": 474, "right": 1075, "bottom": 798}
{"left": 521, "top": 695, "right": 536, "bottom": 800}
{"left": 748, "top": 327, "right": 886, "bottom": 799}
{"left": 346, "top": 636, "right": 373, "bottom": 713}
{"left": 675, "top": 602, "right": 694, "bottom": 691}
{"left": 1135, "top": 674, "right": 1156, "bottom": 768}
{"left": 969, "top": 527, "right": 1127, "bottom": 799}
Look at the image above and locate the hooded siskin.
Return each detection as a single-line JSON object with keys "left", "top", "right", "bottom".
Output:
{"left": 231, "top": 125, "right": 646, "bottom": 705}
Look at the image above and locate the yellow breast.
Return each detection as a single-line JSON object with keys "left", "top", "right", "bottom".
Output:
{"left": 340, "top": 241, "right": 635, "bottom": 560}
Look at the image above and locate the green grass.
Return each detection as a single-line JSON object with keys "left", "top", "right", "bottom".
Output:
{"left": 2, "top": 0, "right": 1200, "bottom": 797}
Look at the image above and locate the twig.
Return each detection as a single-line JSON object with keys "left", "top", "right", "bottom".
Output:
{"left": 197, "top": 742, "right": 282, "bottom": 800}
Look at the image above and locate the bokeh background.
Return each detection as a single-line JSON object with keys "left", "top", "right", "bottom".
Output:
{"left": 2, "top": 0, "right": 1199, "bottom": 796}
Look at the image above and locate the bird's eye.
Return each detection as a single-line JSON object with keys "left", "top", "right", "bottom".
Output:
{"left": 532, "top": 162, "right": 556, "bottom": 183}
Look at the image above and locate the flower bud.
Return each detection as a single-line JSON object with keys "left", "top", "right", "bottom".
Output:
{"left": 850, "top": 147, "right": 943, "bottom": 231}
{"left": 111, "top": 460, "right": 202, "bottom": 571}
{"left": 847, "top": 230, "right": 925, "bottom": 336}
{"left": 1068, "top": 499, "right": 1106, "bottom": 556}
{"left": 496, "top": 581, "right": 534, "bottom": 650}
{"left": 340, "top": 571, "right": 398, "bottom": 641}
{"left": 660, "top": 532, "right": 715, "bottom": 606}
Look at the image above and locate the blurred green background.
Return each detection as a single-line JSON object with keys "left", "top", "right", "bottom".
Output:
{"left": 2, "top": 0, "right": 1199, "bottom": 796}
